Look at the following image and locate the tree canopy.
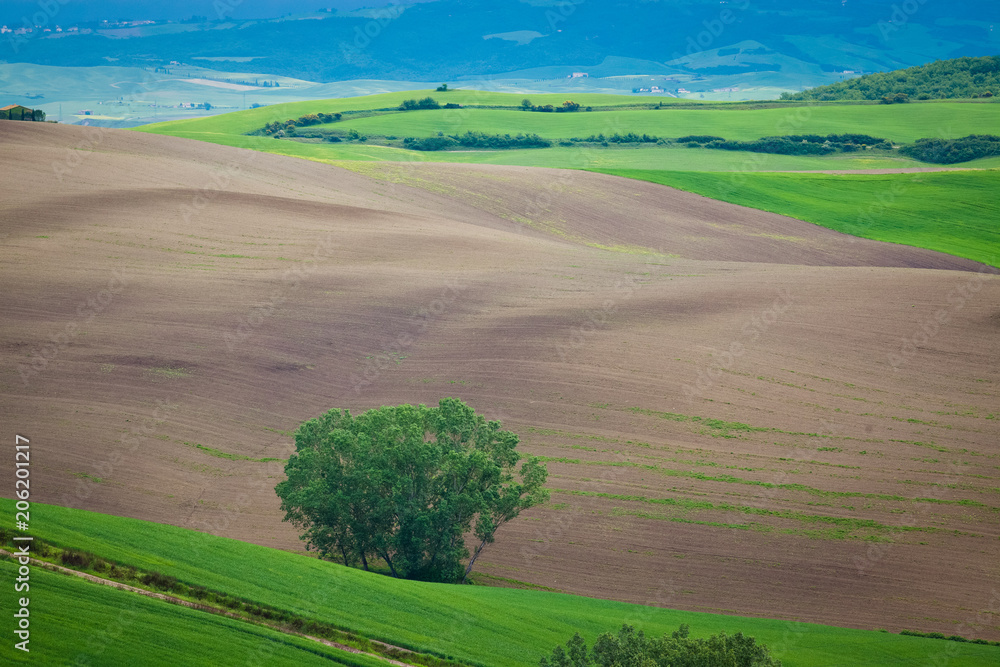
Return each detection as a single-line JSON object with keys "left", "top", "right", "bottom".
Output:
{"left": 781, "top": 56, "right": 1000, "bottom": 101}
{"left": 540, "top": 624, "right": 781, "bottom": 667}
{"left": 275, "top": 398, "right": 548, "bottom": 583}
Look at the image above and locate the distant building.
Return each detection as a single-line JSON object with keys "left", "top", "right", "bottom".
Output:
{"left": 1, "top": 104, "right": 43, "bottom": 121}
{"left": 677, "top": 88, "right": 691, "bottom": 94}
{"left": 568, "top": 72, "right": 589, "bottom": 78}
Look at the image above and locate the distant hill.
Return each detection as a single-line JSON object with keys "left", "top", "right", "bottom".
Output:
{"left": 5, "top": 1, "right": 998, "bottom": 83}
{"left": 782, "top": 56, "right": 1000, "bottom": 101}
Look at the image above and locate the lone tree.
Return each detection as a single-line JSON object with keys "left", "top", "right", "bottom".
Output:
{"left": 275, "top": 398, "right": 548, "bottom": 583}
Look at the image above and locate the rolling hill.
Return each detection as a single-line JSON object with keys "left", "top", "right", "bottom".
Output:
{"left": 2, "top": 121, "right": 998, "bottom": 660}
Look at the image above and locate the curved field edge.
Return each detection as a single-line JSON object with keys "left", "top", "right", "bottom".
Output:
{"left": 591, "top": 169, "right": 1000, "bottom": 269}
{"left": 3, "top": 500, "right": 997, "bottom": 667}
{"left": 0, "top": 560, "right": 385, "bottom": 667}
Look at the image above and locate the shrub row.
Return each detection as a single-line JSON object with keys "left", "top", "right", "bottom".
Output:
{"left": 261, "top": 112, "right": 342, "bottom": 135}
{"left": 899, "top": 134, "right": 1000, "bottom": 164}
{"left": 899, "top": 629, "right": 1000, "bottom": 646}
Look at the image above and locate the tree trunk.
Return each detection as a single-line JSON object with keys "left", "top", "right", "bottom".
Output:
{"left": 339, "top": 545, "right": 350, "bottom": 567}
{"left": 380, "top": 550, "right": 399, "bottom": 578}
{"left": 461, "top": 538, "right": 489, "bottom": 583}
{"left": 360, "top": 551, "right": 369, "bottom": 571}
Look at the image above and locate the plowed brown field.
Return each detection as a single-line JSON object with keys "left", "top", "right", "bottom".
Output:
{"left": 2, "top": 122, "right": 998, "bottom": 639}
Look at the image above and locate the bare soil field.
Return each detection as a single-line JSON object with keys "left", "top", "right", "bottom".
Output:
{"left": 2, "top": 122, "right": 998, "bottom": 639}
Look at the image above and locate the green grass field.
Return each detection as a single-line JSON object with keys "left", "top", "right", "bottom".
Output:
{"left": 3, "top": 499, "right": 997, "bottom": 666}
{"left": 135, "top": 129, "right": 933, "bottom": 171}
{"left": 0, "top": 560, "right": 385, "bottom": 666}
{"left": 139, "top": 90, "right": 1000, "bottom": 144}
{"left": 325, "top": 104, "right": 1000, "bottom": 144}
{"left": 137, "top": 90, "right": 684, "bottom": 137}
{"left": 593, "top": 169, "right": 1000, "bottom": 268}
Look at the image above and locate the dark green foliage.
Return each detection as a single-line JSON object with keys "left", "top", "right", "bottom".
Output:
{"left": 275, "top": 398, "right": 549, "bottom": 582}
{"left": 899, "top": 630, "right": 1000, "bottom": 646}
{"left": 455, "top": 131, "right": 551, "bottom": 149}
{"left": 436, "top": 84, "right": 449, "bottom": 91}
{"left": 400, "top": 97, "right": 441, "bottom": 110}
{"left": 408, "top": 136, "right": 459, "bottom": 151}
{"left": 141, "top": 570, "right": 178, "bottom": 591}
{"left": 60, "top": 549, "right": 94, "bottom": 568}
{"left": 879, "top": 92, "right": 910, "bottom": 104}
{"left": 261, "top": 112, "right": 340, "bottom": 135}
{"left": 405, "top": 132, "right": 551, "bottom": 150}
{"left": 576, "top": 132, "right": 659, "bottom": 144}
{"left": 696, "top": 133, "right": 891, "bottom": 156}
{"left": 782, "top": 56, "right": 1000, "bottom": 101}
{"left": 676, "top": 135, "right": 724, "bottom": 144}
{"left": 540, "top": 624, "right": 782, "bottom": 667}
{"left": 899, "top": 135, "right": 1000, "bottom": 164}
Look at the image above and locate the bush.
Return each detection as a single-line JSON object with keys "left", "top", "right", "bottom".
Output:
{"left": 540, "top": 624, "right": 781, "bottom": 667}
{"left": 403, "top": 136, "right": 458, "bottom": 151}
{"left": 141, "top": 571, "right": 178, "bottom": 591}
{"left": 899, "top": 134, "right": 1000, "bottom": 164}
{"left": 677, "top": 135, "right": 724, "bottom": 144}
{"left": 60, "top": 550, "right": 94, "bottom": 568}
{"left": 399, "top": 97, "right": 440, "bottom": 110}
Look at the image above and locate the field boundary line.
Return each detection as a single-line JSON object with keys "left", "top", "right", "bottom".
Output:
{"left": 0, "top": 549, "right": 419, "bottom": 667}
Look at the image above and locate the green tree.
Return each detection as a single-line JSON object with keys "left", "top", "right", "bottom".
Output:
{"left": 541, "top": 624, "right": 781, "bottom": 667}
{"left": 276, "top": 398, "right": 548, "bottom": 583}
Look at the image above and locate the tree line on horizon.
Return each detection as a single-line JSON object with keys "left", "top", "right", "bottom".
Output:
{"left": 782, "top": 55, "right": 999, "bottom": 102}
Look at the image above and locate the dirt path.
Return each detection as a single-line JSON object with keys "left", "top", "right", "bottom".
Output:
{"left": 0, "top": 549, "right": 418, "bottom": 667}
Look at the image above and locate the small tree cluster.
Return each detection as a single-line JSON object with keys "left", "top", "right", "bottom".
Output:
{"left": 519, "top": 99, "right": 583, "bottom": 113}
{"left": 879, "top": 92, "right": 910, "bottom": 104}
{"left": 540, "top": 624, "right": 781, "bottom": 667}
{"left": 400, "top": 97, "right": 441, "bottom": 110}
{"left": 262, "top": 112, "right": 341, "bottom": 135}
{"left": 900, "top": 134, "right": 1000, "bottom": 164}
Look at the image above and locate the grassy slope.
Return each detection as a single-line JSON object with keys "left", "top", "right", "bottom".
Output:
{"left": 0, "top": 560, "right": 384, "bottom": 666}
{"left": 325, "top": 104, "right": 1000, "bottom": 144}
{"left": 137, "top": 92, "right": 1000, "bottom": 175}
{"left": 4, "top": 500, "right": 998, "bottom": 667}
{"left": 130, "top": 129, "right": 929, "bottom": 171}
{"left": 593, "top": 169, "right": 1000, "bottom": 268}
{"left": 136, "top": 90, "right": 681, "bottom": 137}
